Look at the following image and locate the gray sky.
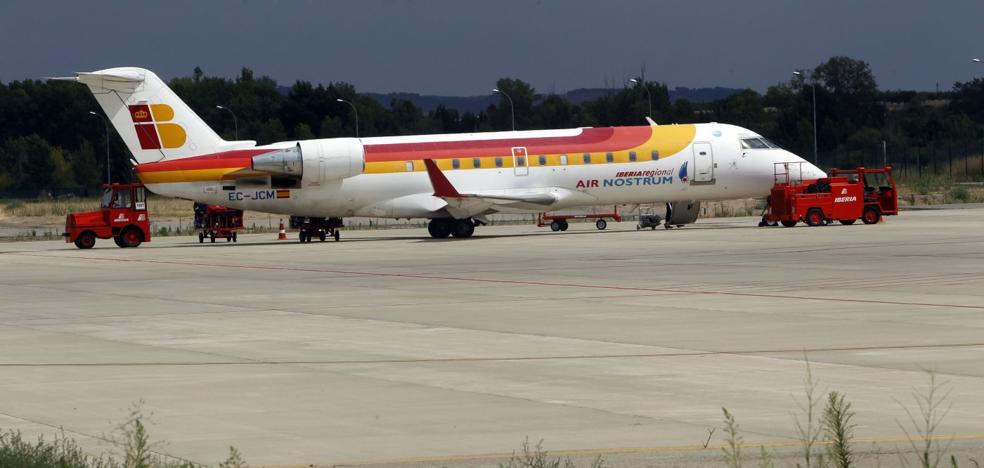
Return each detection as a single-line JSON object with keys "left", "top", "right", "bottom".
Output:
{"left": 2, "top": 0, "right": 982, "bottom": 96}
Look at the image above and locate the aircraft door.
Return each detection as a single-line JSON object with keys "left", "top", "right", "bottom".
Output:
{"left": 512, "top": 147, "right": 529, "bottom": 176}
{"left": 693, "top": 142, "right": 714, "bottom": 183}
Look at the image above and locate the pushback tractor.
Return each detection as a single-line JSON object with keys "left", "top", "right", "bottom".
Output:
{"left": 64, "top": 183, "right": 151, "bottom": 249}
{"left": 760, "top": 164, "right": 898, "bottom": 227}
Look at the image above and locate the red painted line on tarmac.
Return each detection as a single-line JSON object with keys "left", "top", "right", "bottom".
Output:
{"left": 17, "top": 253, "right": 984, "bottom": 310}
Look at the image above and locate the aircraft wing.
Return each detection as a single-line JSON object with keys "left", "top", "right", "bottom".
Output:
{"left": 423, "top": 159, "right": 563, "bottom": 218}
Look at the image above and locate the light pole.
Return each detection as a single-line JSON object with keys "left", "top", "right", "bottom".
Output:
{"left": 215, "top": 105, "right": 239, "bottom": 140}
{"left": 793, "top": 70, "right": 819, "bottom": 164}
{"left": 336, "top": 98, "right": 359, "bottom": 138}
{"left": 628, "top": 77, "right": 652, "bottom": 118}
{"left": 492, "top": 88, "right": 515, "bottom": 131}
{"left": 89, "top": 111, "right": 111, "bottom": 184}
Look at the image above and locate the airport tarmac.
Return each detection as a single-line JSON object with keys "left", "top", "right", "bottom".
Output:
{"left": 0, "top": 208, "right": 982, "bottom": 467}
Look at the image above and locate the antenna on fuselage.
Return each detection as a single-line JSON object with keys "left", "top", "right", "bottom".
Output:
{"left": 645, "top": 117, "right": 657, "bottom": 126}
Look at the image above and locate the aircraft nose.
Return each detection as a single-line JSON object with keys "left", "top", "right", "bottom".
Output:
{"left": 803, "top": 160, "right": 827, "bottom": 179}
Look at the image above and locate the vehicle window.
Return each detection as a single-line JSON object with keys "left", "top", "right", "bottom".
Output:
{"left": 473, "top": 158, "right": 481, "bottom": 168}
{"left": 452, "top": 159, "right": 460, "bottom": 169}
{"left": 651, "top": 150, "right": 660, "bottom": 160}
{"left": 112, "top": 189, "right": 131, "bottom": 209}
{"left": 583, "top": 153, "right": 591, "bottom": 164}
{"left": 538, "top": 155, "right": 546, "bottom": 166}
{"left": 100, "top": 188, "right": 113, "bottom": 208}
{"left": 629, "top": 151, "right": 637, "bottom": 162}
{"left": 606, "top": 152, "right": 614, "bottom": 163}
{"left": 134, "top": 186, "right": 147, "bottom": 210}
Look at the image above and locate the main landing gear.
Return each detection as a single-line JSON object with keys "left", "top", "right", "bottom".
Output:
{"left": 428, "top": 218, "right": 476, "bottom": 238}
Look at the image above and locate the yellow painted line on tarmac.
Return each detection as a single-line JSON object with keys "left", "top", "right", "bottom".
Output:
{"left": 263, "top": 433, "right": 984, "bottom": 467}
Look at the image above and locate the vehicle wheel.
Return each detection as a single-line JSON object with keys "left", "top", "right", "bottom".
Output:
{"left": 839, "top": 219, "right": 857, "bottom": 225}
{"left": 319, "top": 231, "right": 327, "bottom": 242}
{"left": 121, "top": 227, "right": 143, "bottom": 247}
{"left": 651, "top": 225, "right": 656, "bottom": 230}
{"left": 862, "top": 206, "right": 881, "bottom": 224}
{"left": 559, "top": 220, "right": 569, "bottom": 231}
{"left": 232, "top": 232, "right": 237, "bottom": 242}
{"left": 427, "top": 219, "right": 452, "bottom": 238}
{"left": 758, "top": 220, "right": 767, "bottom": 227}
{"left": 805, "top": 209, "right": 824, "bottom": 227}
{"left": 210, "top": 233, "right": 216, "bottom": 243}
{"left": 198, "top": 232, "right": 204, "bottom": 243}
{"left": 299, "top": 230, "right": 306, "bottom": 243}
{"left": 74, "top": 232, "right": 96, "bottom": 249}
{"left": 334, "top": 230, "right": 340, "bottom": 242}
{"left": 550, "top": 220, "right": 561, "bottom": 232}
{"left": 451, "top": 219, "right": 475, "bottom": 238}
{"left": 780, "top": 220, "right": 797, "bottom": 228}
{"left": 596, "top": 219, "right": 607, "bottom": 230}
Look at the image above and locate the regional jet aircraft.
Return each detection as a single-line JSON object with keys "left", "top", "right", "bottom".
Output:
{"left": 60, "top": 67, "right": 825, "bottom": 239}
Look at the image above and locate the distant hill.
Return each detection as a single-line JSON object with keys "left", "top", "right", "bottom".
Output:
{"left": 276, "top": 86, "right": 743, "bottom": 113}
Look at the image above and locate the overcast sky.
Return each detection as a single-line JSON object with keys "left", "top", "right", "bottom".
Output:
{"left": 2, "top": 0, "right": 982, "bottom": 96}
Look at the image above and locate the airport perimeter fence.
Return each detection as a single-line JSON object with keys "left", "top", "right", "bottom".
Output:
{"left": 814, "top": 139, "right": 984, "bottom": 182}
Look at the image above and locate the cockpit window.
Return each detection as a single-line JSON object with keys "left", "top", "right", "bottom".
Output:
{"left": 740, "top": 137, "right": 780, "bottom": 150}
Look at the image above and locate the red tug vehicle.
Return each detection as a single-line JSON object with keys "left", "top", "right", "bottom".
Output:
{"left": 64, "top": 182, "right": 151, "bottom": 249}
{"left": 194, "top": 203, "right": 244, "bottom": 243}
{"left": 760, "top": 164, "right": 899, "bottom": 227}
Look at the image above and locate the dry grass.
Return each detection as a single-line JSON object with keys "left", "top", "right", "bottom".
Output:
{"left": 0, "top": 196, "right": 192, "bottom": 219}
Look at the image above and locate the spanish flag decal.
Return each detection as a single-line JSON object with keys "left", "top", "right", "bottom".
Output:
{"left": 276, "top": 190, "right": 290, "bottom": 199}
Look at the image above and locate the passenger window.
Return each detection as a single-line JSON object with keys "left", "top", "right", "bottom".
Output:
{"left": 405, "top": 161, "right": 414, "bottom": 172}
{"left": 606, "top": 152, "right": 614, "bottom": 163}
{"left": 539, "top": 155, "right": 547, "bottom": 166}
{"left": 495, "top": 157, "right": 503, "bottom": 167}
{"left": 560, "top": 154, "right": 568, "bottom": 165}
{"left": 473, "top": 157, "right": 481, "bottom": 168}
{"left": 651, "top": 150, "right": 660, "bottom": 161}
{"left": 583, "top": 153, "right": 591, "bottom": 164}
{"left": 452, "top": 159, "right": 460, "bottom": 169}
{"left": 629, "top": 151, "right": 637, "bottom": 162}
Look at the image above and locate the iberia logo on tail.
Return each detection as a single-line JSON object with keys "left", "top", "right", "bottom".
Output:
{"left": 128, "top": 104, "right": 186, "bottom": 149}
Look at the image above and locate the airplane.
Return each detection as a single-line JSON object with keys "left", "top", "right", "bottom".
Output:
{"left": 58, "top": 67, "right": 826, "bottom": 240}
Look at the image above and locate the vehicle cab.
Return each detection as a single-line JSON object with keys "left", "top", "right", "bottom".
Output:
{"left": 64, "top": 183, "right": 151, "bottom": 249}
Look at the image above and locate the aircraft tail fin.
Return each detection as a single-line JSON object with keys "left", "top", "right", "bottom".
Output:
{"left": 59, "top": 67, "right": 255, "bottom": 164}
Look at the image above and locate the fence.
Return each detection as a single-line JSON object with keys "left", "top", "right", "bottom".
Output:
{"left": 814, "top": 140, "right": 984, "bottom": 182}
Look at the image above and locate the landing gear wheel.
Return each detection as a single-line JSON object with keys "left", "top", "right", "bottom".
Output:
{"left": 550, "top": 220, "right": 562, "bottom": 232}
{"left": 780, "top": 220, "right": 797, "bottom": 228}
{"left": 596, "top": 219, "right": 607, "bottom": 230}
{"left": 198, "top": 232, "right": 204, "bottom": 243}
{"left": 334, "top": 230, "right": 340, "bottom": 242}
{"left": 319, "top": 231, "right": 327, "bottom": 242}
{"left": 120, "top": 227, "right": 143, "bottom": 248}
{"left": 74, "top": 232, "right": 96, "bottom": 249}
{"left": 839, "top": 219, "right": 856, "bottom": 225}
{"left": 862, "top": 206, "right": 881, "bottom": 224}
{"left": 427, "top": 219, "right": 452, "bottom": 238}
{"left": 451, "top": 219, "right": 475, "bottom": 238}
{"left": 805, "top": 209, "right": 824, "bottom": 227}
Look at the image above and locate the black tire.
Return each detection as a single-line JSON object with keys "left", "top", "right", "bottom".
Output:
{"left": 596, "top": 219, "right": 607, "bottom": 230}
{"left": 232, "top": 232, "right": 237, "bottom": 242}
{"left": 839, "top": 219, "right": 857, "bottom": 225}
{"left": 198, "top": 232, "right": 204, "bottom": 243}
{"left": 862, "top": 206, "right": 881, "bottom": 224}
{"left": 427, "top": 219, "right": 452, "bottom": 238}
{"left": 550, "top": 220, "right": 561, "bottom": 232}
{"left": 451, "top": 219, "right": 475, "bottom": 238}
{"left": 210, "top": 233, "right": 216, "bottom": 243}
{"left": 120, "top": 227, "right": 143, "bottom": 248}
{"left": 805, "top": 209, "right": 824, "bottom": 227}
{"left": 559, "top": 220, "right": 569, "bottom": 231}
{"left": 74, "top": 231, "right": 96, "bottom": 249}
{"left": 334, "top": 230, "right": 340, "bottom": 242}
{"left": 319, "top": 231, "right": 327, "bottom": 242}
{"left": 299, "top": 230, "right": 306, "bottom": 243}
{"left": 780, "top": 220, "right": 797, "bottom": 228}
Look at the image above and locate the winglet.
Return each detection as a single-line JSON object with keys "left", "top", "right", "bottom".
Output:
{"left": 423, "top": 159, "right": 461, "bottom": 198}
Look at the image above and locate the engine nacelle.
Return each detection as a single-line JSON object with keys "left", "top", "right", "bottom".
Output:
{"left": 251, "top": 138, "right": 364, "bottom": 185}
{"left": 665, "top": 201, "right": 700, "bottom": 226}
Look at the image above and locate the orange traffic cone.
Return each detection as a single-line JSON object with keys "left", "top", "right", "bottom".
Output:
{"left": 277, "top": 219, "right": 288, "bottom": 240}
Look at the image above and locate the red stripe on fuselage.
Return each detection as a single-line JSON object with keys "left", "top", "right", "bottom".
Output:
{"left": 363, "top": 126, "right": 651, "bottom": 162}
{"left": 135, "top": 149, "right": 271, "bottom": 174}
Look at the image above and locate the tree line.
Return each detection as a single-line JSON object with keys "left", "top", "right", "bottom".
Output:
{"left": 2, "top": 56, "right": 983, "bottom": 196}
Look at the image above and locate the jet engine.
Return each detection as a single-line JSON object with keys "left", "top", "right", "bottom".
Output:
{"left": 251, "top": 138, "right": 364, "bottom": 185}
{"left": 665, "top": 200, "right": 700, "bottom": 226}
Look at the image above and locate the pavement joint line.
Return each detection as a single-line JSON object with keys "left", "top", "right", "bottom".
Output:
{"left": 11, "top": 252, "right": 984, "bottom": 310}
{"left": 1, "top": 342, "right": 981, "bottom": 367}
{"left": 270, "top": 433, "right": 984, "bottom": 467}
